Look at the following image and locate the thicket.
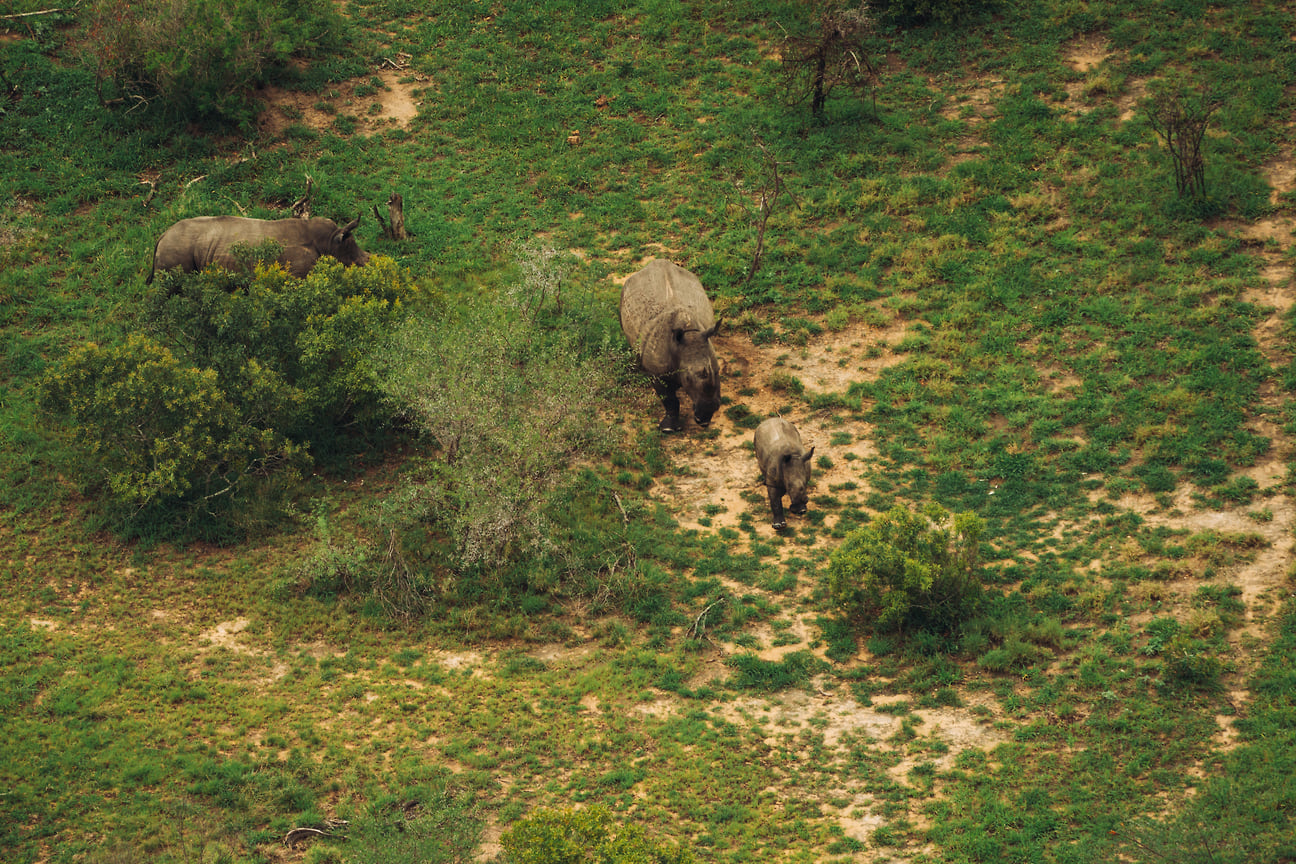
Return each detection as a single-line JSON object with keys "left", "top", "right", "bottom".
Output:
{"left": 77, "top": 0, "right": 353, "bottom": 126}
{"left": 38, "top": 254, "right": 417, "bottom": 536}
{"left": 293, "top": 263, "right": 627, "bottom": 615}
{"left": 827, "top": 503, "right": 985, "bottom": 635}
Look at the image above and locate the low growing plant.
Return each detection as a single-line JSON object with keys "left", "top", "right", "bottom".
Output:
{"left": 502, "top": 805, "right": 695, "bottom": 864}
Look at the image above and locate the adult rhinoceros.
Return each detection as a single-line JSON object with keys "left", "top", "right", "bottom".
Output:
{"left": 146, "top": 215, "right": 369, "bottom": 284}
{"left": 619, "top": 258, "right": 720, "bottom": 433}
{"left": 754, "top": 417, "right": 815, "bottom": 530}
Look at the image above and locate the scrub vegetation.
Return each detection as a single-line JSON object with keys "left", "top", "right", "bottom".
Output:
{"left": 2, "top": 0, "right": 1295, "bottom": 862}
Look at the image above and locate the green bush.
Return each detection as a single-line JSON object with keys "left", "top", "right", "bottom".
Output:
{"left": 37, "top": 333, "right": 307, "bottom": 523}
{"left": 78, "top": 0, "right": 351, "bottom": 126}
{"left": 146, "top": 255, "right": 418, "bottom": 437}
{"left": 502, "top": 806, "right": 695, "bottom": 864}
{"left": 376, "top": 291, "right": 617, "bottom": 572}
{"left": 40, "top": 256, "right": 416, "bottom": 532}
{"left": 827, "top": 503, "right": 985, "bottom": 635}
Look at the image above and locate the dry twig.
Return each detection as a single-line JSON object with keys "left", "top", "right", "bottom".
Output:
{"left": 688, "top": 595, "right": 728, "bottom": 641}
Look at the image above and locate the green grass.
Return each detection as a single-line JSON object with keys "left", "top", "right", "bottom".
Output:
{"left": 2, "top": 0, "right": 1296, "bottom": 861}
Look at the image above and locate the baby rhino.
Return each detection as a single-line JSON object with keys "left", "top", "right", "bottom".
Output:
{"left": 754, "top": 417, "right": 815, "bottom": 530}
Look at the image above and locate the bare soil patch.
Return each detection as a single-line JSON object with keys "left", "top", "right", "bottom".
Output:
{"left": 256, "top": 67, "right": 423, "bottom": 140}
{"left": 649, "top": 318, "right": 905, "bottom": 540}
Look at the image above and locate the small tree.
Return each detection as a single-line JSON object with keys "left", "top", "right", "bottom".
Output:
{"left": 1147, "top": 82, "right": 1219, "bottom": 201}
{"left": 827, "top": 503, "right": 985, "bottom": 635}
{"left": 780, "top": 1, "right": 881, "bottom": 120}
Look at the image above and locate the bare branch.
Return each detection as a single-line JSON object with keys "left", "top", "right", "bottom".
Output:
{"left": 0, "top": 6, "right": 73, "bottom": 20}
{"left": 688, "top": 595, "right": 728, "bottom": 641}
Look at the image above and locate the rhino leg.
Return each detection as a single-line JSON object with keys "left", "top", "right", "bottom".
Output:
{"left": 653, "top": 378, "right": 684, "bottom": 433}
{"left": 767, "top": 485, "right": 788, "bottom": 530}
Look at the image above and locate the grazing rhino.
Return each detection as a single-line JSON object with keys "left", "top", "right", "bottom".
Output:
{"left": 754, "top": 417, "right": 814, "bottom": 530}
{"left": 146, "top": 215, "right": 369, "bottom": 284}
{"left": 619, "top": 259, "right": 720, "bottom": 432}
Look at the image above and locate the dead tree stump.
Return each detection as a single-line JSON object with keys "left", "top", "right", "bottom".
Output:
{"left": 372, "top": 192, "right": 409, "bottom": 240}
{"left": 291, "top": 176, "right": 314, "bottom": 219}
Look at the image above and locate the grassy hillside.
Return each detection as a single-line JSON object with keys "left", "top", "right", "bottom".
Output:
{"left": 2, "top": 0, "right": 1295, "bottom": 862}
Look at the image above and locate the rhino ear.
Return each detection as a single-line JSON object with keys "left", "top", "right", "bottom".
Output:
{"left": 802, "top": 446, "right": 815, "bottom": 464}
{"left": 702, "top": 317, "right": 721, "bottom": 340}
{"left": 339, "top": 217, "right": 361, "bottom": 236}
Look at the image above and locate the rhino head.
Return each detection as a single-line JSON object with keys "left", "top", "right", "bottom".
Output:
{"left": 781, "top": 446, "right": 815, "bottom": 514}
{"left": 324, "top": 217, "right": 369, "bottom": 268}
{"left": 679, "top": 323, "right": 720, "bottom": 425}
{"left": 656, "top": 313, "right": 720, "bottom": 426}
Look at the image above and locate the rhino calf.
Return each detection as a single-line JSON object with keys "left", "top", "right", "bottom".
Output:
{"left": 146, "top": 215, "right": 369, "bottom": 284}
{"left": 754, "top": 417, "right": 815, "bottom": 530}
{"left": 619, "top": 259, "right": 721, "bottom": 433}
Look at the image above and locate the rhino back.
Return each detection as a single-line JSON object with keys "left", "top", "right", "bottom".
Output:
{"left": 151, "top": 216, "right": 338, "bottom": 280}
{"left": 620, "top": 259, "right": 715, "bottom": 371}
{"left": 754, "top": 418, "right": 804, "bottom": 482}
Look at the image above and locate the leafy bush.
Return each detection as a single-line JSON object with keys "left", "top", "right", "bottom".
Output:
{"left": 827, "top": 503, "right": 985, "bottom": 635}
{"left": 502, "top": 806, "right": 695, "bottom": 864}
{"left": 37, "top": 333, "right": 307, "bottom": 528}
{"left": 78, "top": 0, "right": 351, "bottom": 126}
{"left": 40, "top": 256, "right": 416, "bottom": 532}
{"left": 145, "top": 254, "right": 418, "bottom": 438}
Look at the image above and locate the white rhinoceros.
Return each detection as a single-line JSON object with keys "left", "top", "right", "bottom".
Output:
{"left": 146, "top": 215, "right": 369, "bottom": 284}
{"left": 619, "top": 259, "right": 720, "bottom": 433}
{"left": 754, "top": 417, "right": 814, "bottom": 530}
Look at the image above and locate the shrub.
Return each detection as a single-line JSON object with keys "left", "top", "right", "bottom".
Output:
{"left": 37, "top": 334, "right": 307, "bottom": 526}
{"left": 145, "top": 255, "right": 418, "bottom": 438}
{"left": 40, "top": 256, "right": 416, "bottom": 533}
{"left": 376, "top": 291, "right": 617, "bottom": 573}
{"left": 827, "top": 503, "right": 985, "bottom": 635}
{"left": 78, "top": 0, "right": 351, "bottom": 126}
{"left": 502, "top": 806, "right": 695, "bottom": 864}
